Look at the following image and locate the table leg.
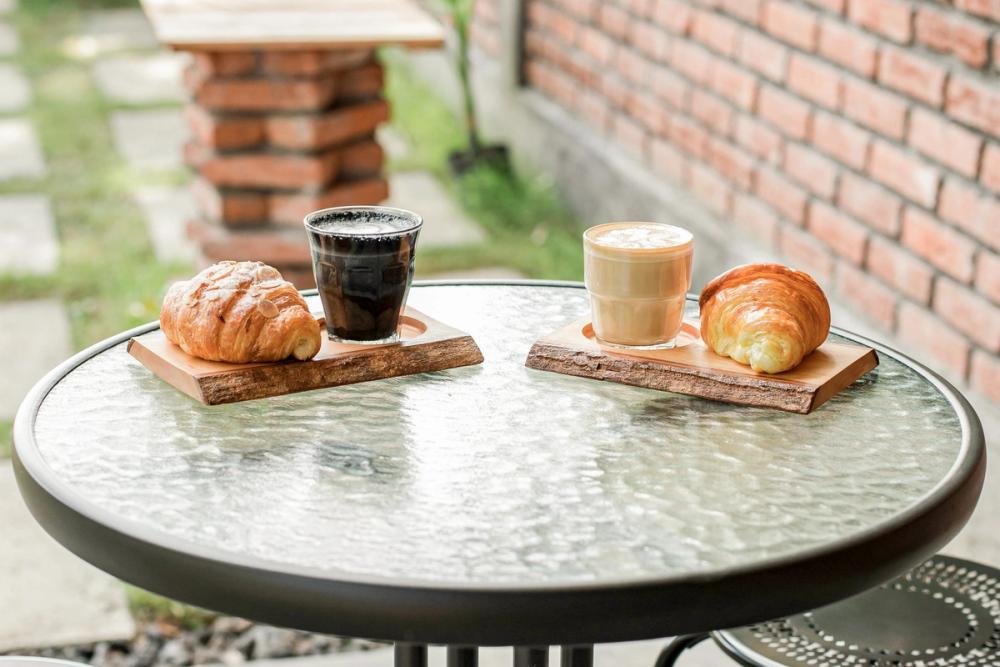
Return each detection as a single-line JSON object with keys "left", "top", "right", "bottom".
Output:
{"left": 560, "top": 645, "right": 593, "bottom": 667}
{"left": 448, "top": 646, "right": 479, "bottom": 666}
{"left": 514, "top": 646, "right": 549, "bottom": 667}
{"left": 395, "top": 643, "right": 427, "bottom": 667}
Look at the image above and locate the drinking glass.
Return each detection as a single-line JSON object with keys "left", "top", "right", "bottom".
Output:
{"left": 304, "top": 206, "right": 422, "bottom": 344}
{"left": 583, "top": 222, "right": 694, "bottom": 349}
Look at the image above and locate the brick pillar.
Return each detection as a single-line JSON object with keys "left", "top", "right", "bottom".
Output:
{"left": 181, "top": 50, "right": 391, "bottom": 288}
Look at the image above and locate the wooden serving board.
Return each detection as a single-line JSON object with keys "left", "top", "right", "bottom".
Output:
{"left": 525, "top": 318, "right": 878, "bottom": 413}
{"left": 128, "top": 307, "right": 483, "bottom": 405}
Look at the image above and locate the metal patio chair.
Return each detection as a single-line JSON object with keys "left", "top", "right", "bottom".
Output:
{"left": 656, "top": 555, "right": 1000, "bottom": 667}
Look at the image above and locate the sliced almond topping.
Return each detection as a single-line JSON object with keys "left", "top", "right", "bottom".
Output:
{"left": 256, "top": 265, "right": 282, "bottom": 281}
{"left": 257, "top": 299, "right": 279, "bottom": 318}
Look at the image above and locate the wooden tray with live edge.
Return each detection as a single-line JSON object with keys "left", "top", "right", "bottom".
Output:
{"left": 525, "top": 318, "right": 878, "bottom": 414}
{"left": 128, "top": 307, "right": 483, "bottom": 405}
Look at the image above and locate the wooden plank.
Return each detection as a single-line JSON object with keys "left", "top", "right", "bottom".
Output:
{"left": 129, "top": 308, "right": 482, "bottom": 405}
{"left": 139, "top": 0, "right": 446, "bottom": 50}
{"left": 525, "top": 318, "right": 878, "bottom": 414}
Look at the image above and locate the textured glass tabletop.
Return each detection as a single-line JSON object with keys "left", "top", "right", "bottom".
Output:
{"left": 27, "top": 284, "right": 969, "bottom": 586}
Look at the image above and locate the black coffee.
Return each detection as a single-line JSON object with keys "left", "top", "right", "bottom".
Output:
{"left": 305, "top": 208, "right": 421, "bottom": 342}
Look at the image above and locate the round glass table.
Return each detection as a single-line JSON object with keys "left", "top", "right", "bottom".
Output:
{"left": 12, "top": 282, "right": 985, "bottom": 665}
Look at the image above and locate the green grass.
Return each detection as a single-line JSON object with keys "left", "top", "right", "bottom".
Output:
{"left": 0, "top": 421, "right": 11, "bottom": 459}
{"left": 127, "top": 586, "right": 218, "bottom": 631}
{"left": 1, "top": 0, "right": 193, "bottom": 350}
{"left": 383, "top": 52, "right": 584, "bottom": 280}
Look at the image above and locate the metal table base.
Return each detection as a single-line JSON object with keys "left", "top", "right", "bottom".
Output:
{"left": 393, "top": 644, "right": 592, "bottom": 667}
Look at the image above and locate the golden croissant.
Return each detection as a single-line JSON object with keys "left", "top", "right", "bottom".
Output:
{"left": 699, "top": 263, "right": 830, "bottom": 374}
{"left": 160, "top": 261, "right": 322, "bottom": 363}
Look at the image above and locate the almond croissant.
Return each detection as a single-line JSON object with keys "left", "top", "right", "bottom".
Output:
{"left": 160, "top": 261, "right": 321, "bottom": 363}
{"left": 699, "top": 263, "right": 830, "bottom": 374}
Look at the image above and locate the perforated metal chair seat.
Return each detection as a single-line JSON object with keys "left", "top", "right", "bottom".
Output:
{"left": 656, "top": 555, "right": 1000, "bottom": 667}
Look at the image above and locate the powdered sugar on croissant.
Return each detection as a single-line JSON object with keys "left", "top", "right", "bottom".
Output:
{"left": 160, "top": 261, "right": 321, "bottom": 363}
{"left": 699, "top": 264, "right": 830, "bottom": 374}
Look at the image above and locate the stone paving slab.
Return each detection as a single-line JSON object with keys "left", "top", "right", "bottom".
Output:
{"left": 133, "top": 186, "right": 196, "bottom": 263}
{"left": 0, "top": 300, "right": 72, "bottom": 419}
{"left": 67, "top": 9, "right": 157, "bottom": 57}
{"left": 93, "top": 51, "right": 189, "bottom": 105}
{"left": 0, "top": 21, "right": 17, "bottom": 56}
{"left": 377, "top": 126, "right": 411, "bottom": 163}
{"left": 109, "top": 108, "right": 188, "bottom": 171}
{"left": 0, "top": 461, "right": 136, "bottom": 651}
{"left": 0, "top": 195, "right": 58, "bottom": 275}
{"left": 0, "top": 119, "right": 45, "bottom": 181}
{"left": 0, "top": 64, "right": 30, "bottom": 113}
{"left": 386, "top": 171, "right": 485, "bottom": 247}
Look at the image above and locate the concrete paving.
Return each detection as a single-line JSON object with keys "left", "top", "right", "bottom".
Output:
{"left": 386, "top": 171, "right": 486, "bottom": 247}
{"left": 92, "top": 51, "right": 189, "bottom": 105}
{"left": 377, "top": 126, "right": 412, "bottom": 163}
{"left": 0, "top": 21, "right": 17, "bottom": 57}
{"left": 0, "top": 462, "right": 136, "bottom": 651}
{"left": 0, "top": 64, "right": 29, "bottom": 112}
{"left": 0, "top": 119, "right": 45, "bottom": 180}
{"left": 0, "top": 300, "right": 72, "bottom": 420}
{"left": 0, "top": 195, "right": 58, "bottom": 275}
{"left": 133, "top": 185, "right": 197, "bottom": 263}
{"left": 109, "top": 108, "right": 188, "bottom": 170}
{"left": 67, "top": 9, "right": 158, "bottom": 58}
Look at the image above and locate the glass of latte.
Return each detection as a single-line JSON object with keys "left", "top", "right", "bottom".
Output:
{"left": 583, "top": 222, "right": 694, "bottom": 349}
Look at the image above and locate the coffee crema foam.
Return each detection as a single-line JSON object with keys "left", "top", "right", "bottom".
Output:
{"left": 310, "top": 211, "right": 417, "bottom": 236}
{"left": 591, "top": 224, "right": 692, "bottom": 250}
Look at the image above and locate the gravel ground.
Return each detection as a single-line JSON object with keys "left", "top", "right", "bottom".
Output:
{"left": 3, "top": 617, "right": 386, "bottom": 667}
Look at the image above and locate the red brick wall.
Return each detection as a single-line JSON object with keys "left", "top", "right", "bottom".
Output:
{"left": 477, "top": 0, "right": 1000, "bottom": 401}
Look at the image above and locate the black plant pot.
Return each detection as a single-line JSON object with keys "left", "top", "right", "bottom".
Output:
{"left": 448, "top": 144, "right": 511, "bottom": 176}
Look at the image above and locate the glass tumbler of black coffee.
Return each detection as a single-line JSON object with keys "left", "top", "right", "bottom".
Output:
{"left": 304, "top": 206, "right": 422, "bottom": 344}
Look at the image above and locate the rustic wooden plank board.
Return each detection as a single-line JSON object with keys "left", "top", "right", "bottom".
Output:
{"left": 128, "top": 307, "right": 483, "bottom": 405}
{"left": 139, "top": 0, "right": 446, "bottom": 50}
{"left": 525, "top": 319, "right": 878, "bottom": 413}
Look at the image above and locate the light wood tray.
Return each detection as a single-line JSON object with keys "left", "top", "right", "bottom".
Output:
{"left": 525, "top": 318, "right": 878, "bottom": 413}
{"left": 128, "top": 307, "right": 483, "bottom": 405}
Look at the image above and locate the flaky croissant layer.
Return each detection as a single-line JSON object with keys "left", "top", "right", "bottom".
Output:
{"left": 699, "top": 264, "right": 830, "bottom": 374}
{"left": 160, "top": 261, "right": 322, "bottom": 363}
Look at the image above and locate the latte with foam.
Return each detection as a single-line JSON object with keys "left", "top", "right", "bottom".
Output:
{"left": 584, "top": 222, "right": 694, "bottom": 348}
